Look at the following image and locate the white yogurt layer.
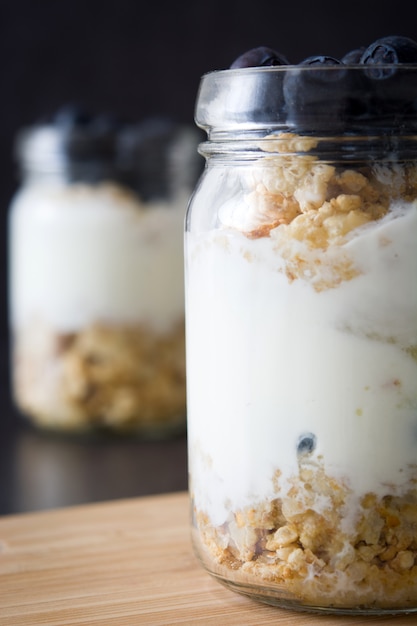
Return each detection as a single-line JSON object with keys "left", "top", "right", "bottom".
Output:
{"left": 186, "top": 200, "right": 417, "bottom": 527}
{"left": 9, "top": 181, "right": 188, "bottom": 333}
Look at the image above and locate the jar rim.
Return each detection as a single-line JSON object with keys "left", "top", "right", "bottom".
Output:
{"left": 200, "top": 63, "right": 417, "bottom": 78}
{"left": 195, "top": 65, "right": 417, "bottom": 136}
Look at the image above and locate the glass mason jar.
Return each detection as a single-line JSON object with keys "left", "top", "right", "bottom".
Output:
{"left": 185, "top": 65, "right": 417, "bottom": 613}
{"left": 9, "top": 109, "right": 201, "bottom": 437}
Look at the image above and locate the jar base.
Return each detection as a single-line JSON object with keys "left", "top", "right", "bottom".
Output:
{"left": 191, "top": 527, "right": 417, "bottom": 616}
{"left": 212, "top": 572, "right": 417, "bottom": 616}
{"left": 15, "top": 407, "right": 187, "bottom": 441}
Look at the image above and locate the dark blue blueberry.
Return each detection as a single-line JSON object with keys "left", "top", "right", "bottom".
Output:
{"left": 301, "top": 55, "right": 342, "bottom": 69}
{"left": 297, "top": 433, "right": 317, "bottom": 456}
{"left": 230, "top": 46, "right": 289, "bottom": 69}
{"left": 341, "top": 47, "right": 366, "bottom": 64}
{"left": 90, "top": 112, "right": 124, "bottom": 134}
{"left": 227, "top": 48, "right": 289, "bottom": 125}
{"left": 50, "top": 105, "right": 121, "bottom": 182}
{"left": 360, "top": 35, "right": 417, "bottom": 77}
{"left": 360, "top": 36, "right": 417, "bottom": 129}
{"left": 53, "top": 104, "right": 93, "bottom": 128}
{"left": 283, "top": 56, "right": 352, "bottom": 133}
{"left": 117, "top": 117, "right": 198, "bottom": 200}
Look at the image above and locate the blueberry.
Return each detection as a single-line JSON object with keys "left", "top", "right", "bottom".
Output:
{"left": 227, "top": 47, "right": 289, "bottom": 124}
{"left": 53, "top": 104, "right": 93, "bottom": 128}
{"left": 360, "top": 35, "right": 417, "bottom": 75}
{"left": 360, "top": 36, "right": 417, "bottom": 129}
{"left": 50, "top": 104, "right": 121, "bottom": 182}
{"left": 341, "top": 47, "right": 366, "bottom": 64}
{"left": 283, "top": 56, "right": 351, "bottom": 132}
{"left": 297, "top": 433, "right": 317, "bottom": 456}
{"left": 117, "top": 117, "right": 185, "bottom": 200}
{"left": 301, "top": 55, "right": 342, "bottom": 68}
{"left": 230, "top": 46, "right": 289, "bottom": 69}
{"left": 90, "top": 112, "right": 124, "bottom": 134}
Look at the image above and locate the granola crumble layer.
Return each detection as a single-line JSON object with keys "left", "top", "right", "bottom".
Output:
{"left": 13, "top": 318, "right": 186, "bottom": 435}
{"left": 218, "top": 134, "right": 417, "bottom": 290}
{"left": 191, "top": 463, "right": 417, "bottom": 610}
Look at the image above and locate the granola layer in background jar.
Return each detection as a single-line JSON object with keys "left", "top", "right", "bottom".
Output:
{"left": 185, "top": 38, "right": 417, "bottom": 614}
{"left": 9, "top": 109, "right": 202, "bottom": 437}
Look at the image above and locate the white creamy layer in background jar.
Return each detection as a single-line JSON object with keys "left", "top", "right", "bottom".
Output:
{"left": 9, "top": 112, "right": 201, "bottom": 436}
{"left": 185, "top": 62, "right": 417, "bottom": 613}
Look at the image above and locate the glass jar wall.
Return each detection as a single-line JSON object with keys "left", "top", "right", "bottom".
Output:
{"left": 185, "top": 65, "right": 417, "bottom": 613}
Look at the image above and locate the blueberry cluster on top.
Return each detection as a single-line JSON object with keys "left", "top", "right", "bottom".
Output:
{"left": 51, "top": 106, "right": 181, "bottom": 198}
{"left": 23, "top": 106, "right": 201, "bottom": 200}
{"left": 229, "top": 37, "right": 417, "bottom": 133}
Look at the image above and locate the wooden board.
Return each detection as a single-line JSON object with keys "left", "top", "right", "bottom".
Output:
{"left": 0, "top": 491, "right": 416, "bottom": 625}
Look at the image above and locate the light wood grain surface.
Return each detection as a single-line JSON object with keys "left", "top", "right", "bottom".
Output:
{"left": 0, "top": 491, "right": 416, "bottom": 625}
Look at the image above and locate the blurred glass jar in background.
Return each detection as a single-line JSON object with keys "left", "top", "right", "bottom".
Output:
{"left": 8, "top": 108, "right": 202, "bottom": 437}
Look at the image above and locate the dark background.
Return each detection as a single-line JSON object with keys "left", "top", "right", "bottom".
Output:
{"left": 0, "top": 0, "right": 415, "bottom": 515}
{"left": 1, "top": 0, "right": 416, "bottom": 339}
